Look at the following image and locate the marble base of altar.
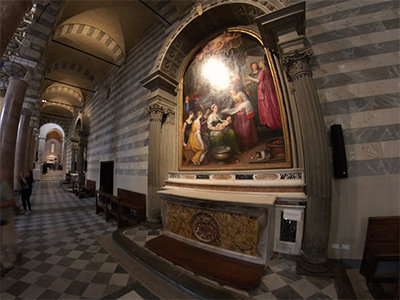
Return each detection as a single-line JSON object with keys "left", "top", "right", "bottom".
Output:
{"left": 158, "top": 189, "right": 276, "bottom": 265}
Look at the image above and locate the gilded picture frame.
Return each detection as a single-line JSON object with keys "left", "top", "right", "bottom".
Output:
{"left": 178, "top": 28, "right": 291, "bottom": 171}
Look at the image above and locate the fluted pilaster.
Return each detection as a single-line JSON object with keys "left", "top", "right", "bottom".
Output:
{"left": 146, "top": 103, "right": 166, "bottom": 224}
{"left": 283, "top": 47, "right": 332, "bottom": 274}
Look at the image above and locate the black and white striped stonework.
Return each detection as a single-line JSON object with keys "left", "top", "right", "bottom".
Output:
{"left": 306, "top": 0, "right": 399, "bottom": 178}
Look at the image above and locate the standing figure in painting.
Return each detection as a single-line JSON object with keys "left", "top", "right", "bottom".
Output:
{"left": 182, "top": 111, "right": 194, "bottom": 147}
{"left": 186, "top": 111, "right": 206, "bottom": 166}
{"left": 183, "top": 96, "right": 192, "bottom": 112}
{"left": 200, "top": 107, "right": 211, "bottom": 150}
{"left": 248, "top": 59, "right": 282, "bottom": 129}
{"left": 207, "top": 104, "right": 241, "bottom": 154}
{"left": 246, "top": 62, "right": 260, "bottom": 125}
{"left": 222, "top": 88, "right": 258, "bottom": 150}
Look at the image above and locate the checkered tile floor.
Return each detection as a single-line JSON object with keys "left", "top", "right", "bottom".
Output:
{"left": 0, "top": 181, "right": 159, "bottom": 300}
{"left": 2, "top": 179, "right": 367, "bottom": 300}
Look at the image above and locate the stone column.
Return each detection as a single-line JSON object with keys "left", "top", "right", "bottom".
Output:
{"left": 14, "top": 104, "right": 32, "bottom": 189}
{"left": 71, "top": 140, "right": 78, "bottom": 172}
{"left": 0, "top": 77, "right": 29, "bottom": 189}
{"left": 160, "top": 109, "right": 176, "bottom": 188}
{"left": 61, "top": 139, "right": 65, "bottom": 170}
{"left": 283, "top": 47, "right": 332, "bottom": 274}
{"left": 146, "top": 103, "right": 164, "bottom": 224}
{"left": 25, "top": 123, "right": 34, "bottom": 171}
{"left": 77, "top": 133, "right": 87, "bottom": 187}
{"left": 0, "top": 0, "right": 33, "bottom": 57}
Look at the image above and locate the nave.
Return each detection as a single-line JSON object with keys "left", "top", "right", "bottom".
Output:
{"left": 1, "top": 180, "right": 372, "bottom": 300}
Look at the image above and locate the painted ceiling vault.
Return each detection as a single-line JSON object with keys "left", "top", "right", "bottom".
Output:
{"left": 0, "top": 0, "right": 285, "bottom": 131}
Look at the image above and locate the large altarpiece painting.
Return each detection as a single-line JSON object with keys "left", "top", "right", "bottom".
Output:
{"left": 179, "top": 29, "right": 291, "bottom": 171}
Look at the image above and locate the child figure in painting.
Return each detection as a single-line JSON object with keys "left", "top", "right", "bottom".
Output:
{"left": 216, "top": 116, "right": 232, "bottom": 134}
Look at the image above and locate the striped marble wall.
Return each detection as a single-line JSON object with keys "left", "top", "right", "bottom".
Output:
{"left": 305, "top": 0, "right": 399, "bottom": 259}
{"left": 80, "top": 23, "right": 170, "bottom": 195}
{"left": 307, "top": 0, "right": 399, "bottom": 178}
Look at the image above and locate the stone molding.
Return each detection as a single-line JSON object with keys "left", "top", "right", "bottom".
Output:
{"left": 151, "top": 0, "right": 285, "bottom": 82}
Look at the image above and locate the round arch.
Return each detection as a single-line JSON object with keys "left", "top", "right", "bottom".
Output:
{"left": 38, "top": 123, "right": 66, "bottom": 167}
{"left": 150, "top": 0, "right": 284, "bottom": 83}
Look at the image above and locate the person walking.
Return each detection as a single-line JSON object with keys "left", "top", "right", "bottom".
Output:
{"left": 0, "top": 180, "right": 22, "bottom": 277}
{"left": 20, "top": 170, "right": 33, "bottom": 215}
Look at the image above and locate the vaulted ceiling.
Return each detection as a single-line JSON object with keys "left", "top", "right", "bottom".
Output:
{"left": 1, "top": 0, "right": 194, "bottom": 128}
{"left": 1, "top": 0, "right": 284, "bottom": 131}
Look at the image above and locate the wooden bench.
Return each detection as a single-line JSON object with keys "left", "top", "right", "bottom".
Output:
{"left": 80, "top": 179, "right": 96, "bottom": 198}
{"left": 95, "top": 188, "right": 146, "bottom": 229}
{"left": 360, "top": 216, "right": 400, "bottom": 286}
{"left": 117, "top": 188, "right": 146, "bottom": 228}
{"left": 95, "top": 190, "right": 120, "bottom": 222}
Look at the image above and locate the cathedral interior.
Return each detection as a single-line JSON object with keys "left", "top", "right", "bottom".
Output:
{"left": 0, "top": 0, "right": 399, "bottom": 299}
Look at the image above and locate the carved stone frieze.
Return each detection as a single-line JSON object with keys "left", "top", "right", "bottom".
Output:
{"left": 212, "top": 174, "right": 233, "bottom": 180}
{"left": 166, "top": 202, "right": 259, "bottom": 256}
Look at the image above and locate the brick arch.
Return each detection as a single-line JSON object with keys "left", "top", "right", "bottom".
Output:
{"left": 45, "top": 62, "right": 98, "bottom": 87}
{"left": 54, "top": 23, "right": 125, "bottom": 65}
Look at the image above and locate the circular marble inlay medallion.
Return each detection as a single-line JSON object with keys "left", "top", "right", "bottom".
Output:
{"left": 191, "top": 212, "right": 219, "bottom": 243}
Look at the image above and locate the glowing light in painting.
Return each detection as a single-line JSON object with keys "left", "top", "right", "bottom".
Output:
{"left": 203, "top": 59, "right": 230, "bottom": 89}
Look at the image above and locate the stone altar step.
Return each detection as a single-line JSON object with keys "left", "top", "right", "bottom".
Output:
{"left": 146, "top": 234, "right": 264, "bottom": 290}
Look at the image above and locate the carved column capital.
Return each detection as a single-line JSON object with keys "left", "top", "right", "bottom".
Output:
{"left": 282, "top": 46, "right": 313, "bottom": 82}
{"left": 164, "top": 108, "right": 175, "bottom": 125}
{"left": 146, "top": 103, "right": 165, "bottom": 122}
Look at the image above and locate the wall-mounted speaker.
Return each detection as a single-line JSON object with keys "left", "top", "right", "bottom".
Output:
{"left": 330, "top": 124, "right": 348, "bottom": 178}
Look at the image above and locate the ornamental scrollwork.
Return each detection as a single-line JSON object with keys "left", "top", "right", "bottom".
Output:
{"left": 280, "top": 172, "right": 303, "bottom": 180}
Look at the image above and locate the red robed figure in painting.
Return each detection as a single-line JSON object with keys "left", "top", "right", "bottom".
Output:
{"left": 256, "top": 59, "right": 282, "bottom": 129}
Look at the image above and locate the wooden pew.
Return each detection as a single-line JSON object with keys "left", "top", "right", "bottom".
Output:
{"left": 80, "top": 179, "right": 96, "bottom": 198}
{"left": 360, "top": 216, "right": 400, "bottom": 286}
{"left": 95, "top": 190, "right": 120, "bottom": 222}
{"left": 117, "top": 188, "right": 146, "bottom": 228}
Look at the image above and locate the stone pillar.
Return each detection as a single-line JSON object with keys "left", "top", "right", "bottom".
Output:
{"left": 61, "top": 139, "right": 65, "bottom": 170}
{"left": 77, "top": 133, "right": 87, "bottom": 187}
{"left": 256, "top": 2, "right": 332, "bottom": 274}
{"left": 71, "top": 140, "right": 78, "bottom": 172}
{"left": 283, "top": 47, "right": 332, "bottom": 274}
{"left": 146, "top": 103, "right": 164, "bottom": 224}
{"left": 160, "top": 109, "right": 176, "bottom": 188}
{"left": 0, "top": 77, "right": 29, "bottom": 189}
{"left": 0, "top": 0, "right": 33, "bottom": 57}
{"left": 25, "top": 123, "right": 34, "bottom": 171}
{"left": 14, "top": 104, "right": 32, "bottom": 189}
